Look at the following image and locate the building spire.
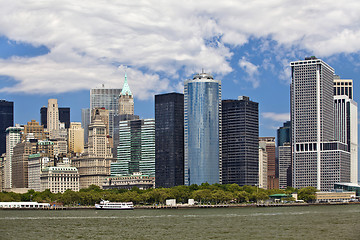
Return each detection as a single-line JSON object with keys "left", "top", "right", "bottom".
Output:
{"left": 120, "top": 70, "right": 132, "bottom": 96}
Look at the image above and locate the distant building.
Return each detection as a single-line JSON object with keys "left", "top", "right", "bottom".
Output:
{"left": 258, "top": 146, "right": 268, "bottom": 189}
{"left": 155, "top": 93, "right": 184, "bottom": 188}
{"left": 90, "top": 87, "right": 121, "bottom": 138}
{"left": 0, "top": 100, "right": 14, "bottom": 157}
{"left": 103, "top": 172, "right": 154, "bottom": 190}
{"left": 68, "top": 122, "right": 84, "bottom": 154}
{"left": 184, "top": 72, "right": 221, "bottom": 185}
{"left": 259, "top": 137, "right": 278, "bottom": 189}
{"left": 222, "top": 96, "right": 259, "bottom": 186}
{"left": 333, "top": 77, "right": 358, "bottom": 184}
{"left": 47, "top": 99, "right": 59, "bottom": 138}
{"left": 118, "top": 73, "right": 134, "bottom": 115}
{"left": 81, "top": 108, "right": 90, "bottom": 144}
{"left": 22, "top": 120, "right": 46, "bottom": 141}
{"left": 315, "top": 191, "right": 356, "bottom": 203}
{"left": 28, "top": 153, "right": 51, "bottom": 191}
{"left": 112, "top": 119, "right": 155, "bottom": 177}
{"left": 41, "top": 106, "right": 70, "bottom": 129}
{"left": 11, "top": 140, "right": 37, "bottom": 189}
{"left": 278, "top": 143, "right": 292, "bottom": 189}
{"left": 277, "top": 121, "right": 291, "bottom": 147}
{"left": 4, "top": 126, "right": 23, "bottom": 189}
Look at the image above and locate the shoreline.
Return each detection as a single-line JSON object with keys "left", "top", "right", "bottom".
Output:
{"left": 1, "top": 201, "right": 359, "bottom": 210}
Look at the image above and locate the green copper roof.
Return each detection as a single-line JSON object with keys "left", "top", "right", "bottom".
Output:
{"left": 120, "top": 72, "right": 132, "bottom": 96}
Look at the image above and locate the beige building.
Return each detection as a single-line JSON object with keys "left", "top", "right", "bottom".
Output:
{"left": 72, "top": 157, "right": 112, "bottom": 189}
{"left": 118, "top": 73, "right": 134, "bottom": 115}
{"left": 68, "top": 122, "right": 84, "bottom": 154}
{"left": 91, "top": 108, "right": 110, "bottom": 136}
{"left": 259, "top": 137, "right": 278, "bottom": 189}
{"left": 47, "top": 99, "right": 60, "bottom": 138}
{"left": 22, "top": 120, "right": 46, "bottom": 141}
{"left": 316, "top": 191, "right": 356, "bottom": 203}
{"left": 103, "top": 172, "right": 154, "bottom": 190}
{"left": 40, "top": 164, "right": 79, "bottom": 193}
{"left": 11, "top": 141, "right": 37, "bottom": 189}
{"left": 258, "top": 146, "right": 268, "bottom": 189}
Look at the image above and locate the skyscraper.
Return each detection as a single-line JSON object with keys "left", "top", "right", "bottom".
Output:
{"left": 118, "top": 73, "right": 134, "bottom": 115}
{"left": 277, "top": 121, "right": 291, "bottom": 147}
{"left": 68, "top": 122, "right": 84, "bottom": 154}
{"left": 81, "top": 108, "right": 90, "bottom": 144}
{"left": 90, "top": 87, "right": 121, "bottom": 138}
{"left": 112, "top": 119, "right": 155, "bottom": 177}
{"left": 4, "top": 126, "right": 23, "bottom": 189}
{"left": 222, "top": 96, "right": 259, "bottom": 186}
{"left": 0, "top": 100, "right": 14, "bottom": 156}
{"left": 184, "top": 72, "right": 221, "bottom": 185}
{"left": 278, "top": 143, "right": 292, "bottom": 189}
{"left": 155, "top": 93, "right": 184, "bottom": 188}
{"left": 47, "top": 99, "right": 59, "bottom": 135}
{"left": 291, "top": 57, "right": 350, "bottom": 190}
{"left": 41, "top": 106, "right": 70, "bottom": 129}
{"left": 259, "top": 137, "right": 278, "bottom": 189}
{"left": 333, "top": 77, "right": 358, "bottom": 184}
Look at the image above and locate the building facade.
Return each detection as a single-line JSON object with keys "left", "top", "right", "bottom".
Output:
{"left": 0, "top": 100, "right": 14, "bottom": 157}
{"left": 291, "top": 57, "right": 350, "bottom": 190}
{"left": 184, "top": 72, "right": 221, "bottom": 185}
{"left": 112, "top": 119, "right": 155, "bottom": 177}
{"left": 40, "top": 165, "right": 79, "bottom": 193}
{"left": 259, "top": 137, "right": 278, "bottom": 189}
{"left": 221, "top": 96, "right": 258, "bottom": 186}
{"left": 277, "top": 121, "right": 291, "bottom": 147}
{"left": 278, "top": 143, "right": 292, "bottom": 189}
{"left": 118, "top": 73, "right": 134, "bottom": 115}
{"left": 155, "top": 93, "right": 184, "bottom": 188}
{"left": 90, "top": 87, "right": 121, "bottom": 138}
{"left": 81, "top": 108, "right": 90, "bottom": 144}
{"left": 4, "top": 126, "right": 23, "bottom": 189}
{"left": 68, "top": 122, "right": 84, "bottom": 154}
{"left": 22, "top": 120, "right": 46, "bottom": 141}
{"left": 258, "top": 147, "right": 268, "bottom": 189}
{"left": 103, "top": 172, "right": 155, "bottom": 190}
{"left": 47, "top": 99, "right": 59, "bottom": 138}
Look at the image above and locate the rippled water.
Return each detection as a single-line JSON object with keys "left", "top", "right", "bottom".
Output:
{"left": 0, "top": 205, "right": 359, "bottom": 239}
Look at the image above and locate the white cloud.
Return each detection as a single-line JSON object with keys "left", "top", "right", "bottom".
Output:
{"left": 262, "top": 112, "right": 290, "bottom": 122}
{"left": 1, "top": 1, "right": 360, "bottom": 97}
{"left": 238, "top": 57, "right": 260, "bottom": 88}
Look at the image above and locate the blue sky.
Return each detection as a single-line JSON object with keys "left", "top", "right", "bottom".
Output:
{"left": 0, "top": 1, "right": 359, "bottom": 144}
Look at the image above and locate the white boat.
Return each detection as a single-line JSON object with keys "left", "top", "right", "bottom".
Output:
{"left": 95, "top": 200, "right": 134, "bottom": 210}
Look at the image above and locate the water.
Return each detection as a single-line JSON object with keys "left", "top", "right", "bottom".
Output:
{"left": 0, "top": 205, "right": 359, "bottom": 239}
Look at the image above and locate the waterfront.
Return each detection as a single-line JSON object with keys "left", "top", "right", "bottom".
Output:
{"left": 0, "top": 205, "right": 358, "bottom": 239}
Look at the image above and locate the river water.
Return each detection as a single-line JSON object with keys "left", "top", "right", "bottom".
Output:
{"left": 0, "top": 205, "right": 359, "bottom": 239}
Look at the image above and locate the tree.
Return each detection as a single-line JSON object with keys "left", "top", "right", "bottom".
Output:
{"left": 298, "top": 187, "right": 317, "bottom": 202}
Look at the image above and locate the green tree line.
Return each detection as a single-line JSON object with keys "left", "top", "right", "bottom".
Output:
{"left": 0, "top": 184, "right": 317, "bottom": 206}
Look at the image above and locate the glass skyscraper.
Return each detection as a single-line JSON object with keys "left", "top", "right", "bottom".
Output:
{"left": 184, "top": 72, "right": 221, "bottom": 185}
{"left": 112, "top": 119, "right": 155, "bottom": 177}
{"left": 155, "top": 93, "right": 184, "bottom": 188}
{"left": 0, "top": 100, "right": 14, "bottom": 156}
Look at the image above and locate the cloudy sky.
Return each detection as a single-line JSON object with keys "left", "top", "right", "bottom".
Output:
{"left": 1, "top": 0, "right": 360, "bottom": 141}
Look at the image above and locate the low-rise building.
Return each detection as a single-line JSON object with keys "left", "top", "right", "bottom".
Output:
{"left": 103, "top": 172, "right": 155, "bottom": 190}
{"left": 315, "top": 191, "right": 356, "bottom": 203}
{"left": 40, "top": 165, "right": 79, "bottom": 193}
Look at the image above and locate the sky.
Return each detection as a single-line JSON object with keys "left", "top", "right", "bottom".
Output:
{"left": 0, "top": 1, "right": 359, "bottom": 148}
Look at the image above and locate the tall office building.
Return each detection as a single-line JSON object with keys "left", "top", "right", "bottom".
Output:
{"left": 222, "top": 96, "right": 259, "bottom": 186}
{"left": 258, "top": 146, "right": 268, "bottom": 189}
{"left": 259, "top": 137, "right": 278, "bottom": 189}
{"left": 90, "top": 87, "right": 121, "bottom": 138}
{"left": 4, "top": 126, "right": 23, "bottom": 189}
{"left": 47, "top": 99, "right": 59, "bottom": 134}
{"left": 87, "top": 109, "right": 113, "bottom": 158}
{"left": 112, "top": 119, "right": 155, "bottom": 177}
{"left": 155, "top": 93, "right": 184, "bottom": 188}
{"left": 41, "top": 106, "right": 70, "bottom": 129}
{"left": 81, "top": 108, "right": 90, "bottom": 144}
{"left": 277, "top": 121, "right": 291, "bottom": 147}
{"left": 68, "top": 122, "right": 84, "bottom": 154}
{"left": 0, "top": 100, "right": 14, "bottom": 156}
{"left": 184, "top": 72, "right": 221, "bottom": 185}
{"left": 333, "top": 77, "right": 358, "bottom": 184}
{"left": 291, "top": 57, "right": 350, "bottom": 190}
{"left": 278, "top": 143, "right": 292, "bottom": 189}
{"left": 118, "top": 73, "right": 134, "bottom": 115}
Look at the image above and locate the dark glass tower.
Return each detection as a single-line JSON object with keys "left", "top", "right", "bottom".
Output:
{"left": 221, "top": 96, "right": 259, "bottom": 186}
{"left": 155, "top": 93, "right": 184, "bottom": 188}
{"left": 277, "top": 121, "right": 291, "bottom": 147}
{"left": 0, "top": 100, "right": 14, "bottom": 156}
{"left": 40, "top": 107, "right": 70, "bottom": 128}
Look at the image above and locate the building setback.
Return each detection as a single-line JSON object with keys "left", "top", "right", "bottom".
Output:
{"left": 184, "top": 72, "right": 221, "bottom": 185}
{"left": 291, "top": 57, "right": 350, "bottom": 190}
{"left": 0, "top": 100, "right": 14, "bottom": 157}
{"left": 155, "top": 93, "right": 184, "bottom": 188}
{"left": 221, "top": 96, "right": 259, "bottom": 186}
